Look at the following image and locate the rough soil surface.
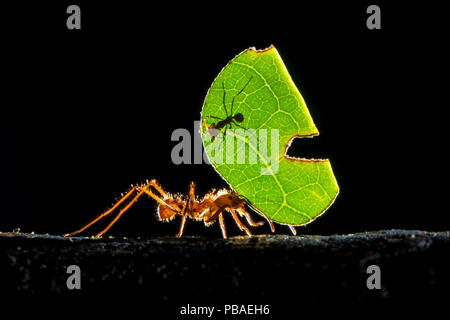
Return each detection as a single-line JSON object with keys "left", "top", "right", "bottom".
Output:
{"left": 1, "top": 229, "right": 449, "bottom": 309}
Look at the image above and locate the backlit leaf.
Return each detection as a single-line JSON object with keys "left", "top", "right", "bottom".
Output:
{"left": 201, "top": 45, "right": 339, "bottom": 226}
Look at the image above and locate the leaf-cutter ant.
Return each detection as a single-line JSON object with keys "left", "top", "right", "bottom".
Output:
{"left": 63, "top": 179, "right": 280, "bottom": 238}
{"left": 205, "top": 76, "right": 253, "bottom": 142}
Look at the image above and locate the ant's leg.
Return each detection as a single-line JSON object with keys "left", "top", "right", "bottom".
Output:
{"left": 221, "top": 82, "right": 229, "bottom": 118}
{"left": 94, "top": 179, "right": 176, "bottom": 237}
{"left": 176, "top": 216, "right": 187, "bottom": 237}
{"left": 95, "top": 180, "right": 180, "bottom": 237}
{"left": 236, "top": 208, "right": 264, "bottom": 227}
{"left": 247, "top": 203, "right": 275, "bottom": 232}
{"left": 95, "top": 178, "right": 175, "bottom": 237}
{"left": 231, "top": 120, "right": 247, "bottom": 130}
{"left": 224, "top": 121, "right": 236, "bottom": 137}
{"left": 64, "top": 186, "right": 139, "bottom": 237}
{"left": 288, "top": 225, "right": 297, "bottom": 236}
{"left": 229, "top": 208, "right": 252, "bottom": 236}
{"left": 206, "top": 115, "right": 223, "bottom": 120}
{"left": 230, "top": 76, "right": 253, "bottom": 115}
{"left": 140, "top": 189, "right": 178, "bottom": 213}
{"left": 179, "top": 181, "right": 195, "bottom": 217}
{"left": 219, "top": 213, "right": 227, "bottom": 239}
{"left": 187, "top": 182, "right": 196, "bottom": 210}
{"left": 139, "top": 180, "right": 181, "bottom": 216}
{"left": 65, "top": 180, "right": 177, "bottom": 237}
{"left": 95, "top": 189, "right": 147, "bottom": 237}
{"left": 148, "top": 179, "right": 167, "bottom": 198}
{"left": 96, "top": 180, "right": 184, "bottom": 237}
{"left": 223, "top": 123, "right": 229, "bottom": 137}
{"left": 175, "top": 182, "right": 196, "bottom": 237}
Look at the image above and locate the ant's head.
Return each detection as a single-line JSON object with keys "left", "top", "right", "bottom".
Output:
{"left": 228, "top": 192, "right": 247, "bottom": 208}
{"left": 234, "top": 113, "right": 244, "bottom": 123}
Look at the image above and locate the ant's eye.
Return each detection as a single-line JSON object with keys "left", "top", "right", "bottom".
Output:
{"left": 228, "top": 195, "right": 233, "bottom": 200}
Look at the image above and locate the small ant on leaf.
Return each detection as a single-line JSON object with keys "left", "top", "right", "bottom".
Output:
{"left": 204, "top": 76, "right": 253, "bottom": 142}
{"left": 64, "top": 179, "right": 277, "bottom": 238}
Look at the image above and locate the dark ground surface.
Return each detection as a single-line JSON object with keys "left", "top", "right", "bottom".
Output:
{"left": 1, "top": 229, "right": 449, "bottom": 314}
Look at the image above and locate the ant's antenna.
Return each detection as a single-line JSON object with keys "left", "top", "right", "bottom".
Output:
{"left": 221, "top": 82, "right": 229, "bottom": 118}
{"left": 230, "top": 76, "right": 253, "bottom": 116}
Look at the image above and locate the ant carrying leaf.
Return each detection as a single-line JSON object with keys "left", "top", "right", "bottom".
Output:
{"left": 65, "top": 46, "right": 338, "bottom": 238}
{"left": 64, "top": 180, "right": 277, "bottom": 238}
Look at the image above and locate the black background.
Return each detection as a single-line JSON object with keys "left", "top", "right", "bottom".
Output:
{"left": 1, "top": 1, "right": 448, "bottom": 238}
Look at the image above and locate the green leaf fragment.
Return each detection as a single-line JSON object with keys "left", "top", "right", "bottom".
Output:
{"left": 201, "top": 45, "right": 339, "bottom": 226}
